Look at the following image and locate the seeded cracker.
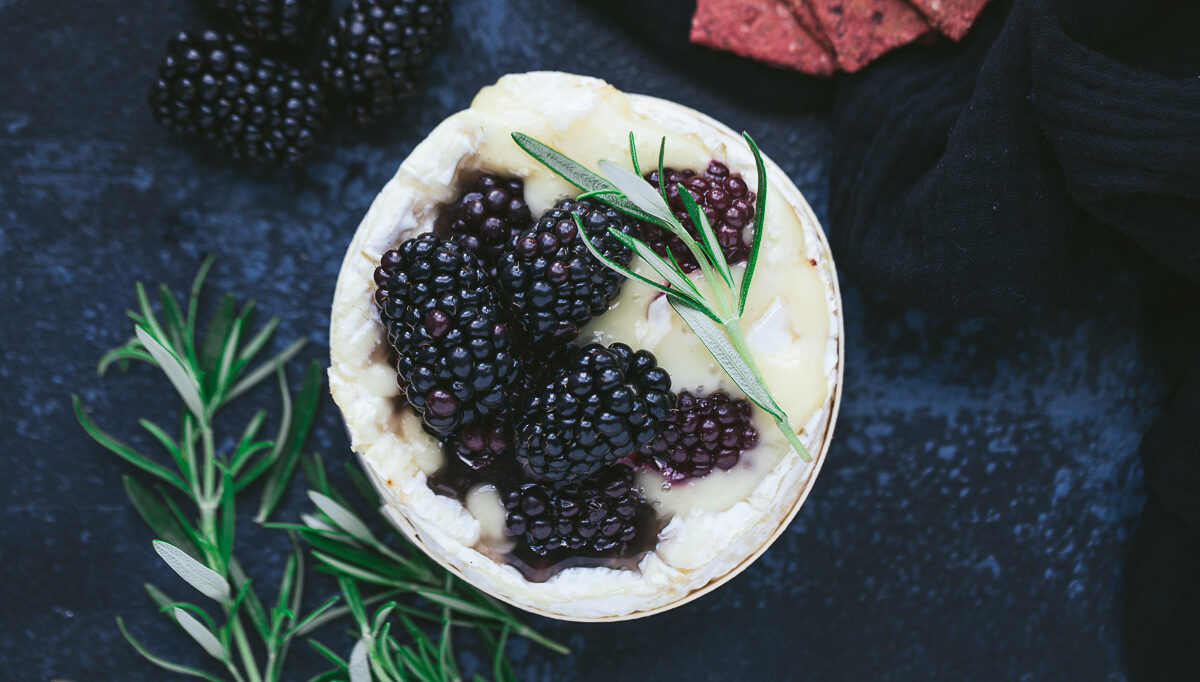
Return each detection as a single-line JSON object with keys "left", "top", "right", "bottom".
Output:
{"left": 807, "top": 0, "right": 933, "bottom": 72}
{"left": 906, "top": 0, "right": 991, "bottom": 40}
{"left": 784, "top": 0, "right": 834, "bottom": 51}
{"left": 690, "top": 0, "right": 835, "bottom": 77}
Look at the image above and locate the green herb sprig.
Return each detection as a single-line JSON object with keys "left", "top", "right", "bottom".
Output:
{"left": 272, "top": 453, "right": 568, "bottom": 677}
{"left": 288, "top": 453, "right": 568, "bottom": 682}
{"left": 74, "top": 259, "right": 562, "bottom": 681}
{"left": 512, "top": 132, "right": 812, "bottom": 462}
{"left": 74, "top": 257, "right": 320, "bottom": 682}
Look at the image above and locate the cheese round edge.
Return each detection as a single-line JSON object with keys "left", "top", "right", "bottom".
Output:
{"left": 328, "top": 71, "right": 844, "bottom": 621}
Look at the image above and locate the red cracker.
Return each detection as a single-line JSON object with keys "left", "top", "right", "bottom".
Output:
{"left": 784, "top": 0, "right": 834, "bottom": 52}
{"left": 807, "top": 0, "right": 933, "bottom": 72}
{"left": 691, "top": 0, "right": 836, "bottom": 77}
{"left": 906, "top": 0, "right": 990, "bottom": 40}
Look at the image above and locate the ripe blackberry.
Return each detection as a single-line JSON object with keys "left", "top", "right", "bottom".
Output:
{"left": 149, "top": 31, "right": 329, "bottom": 166}
{"left": 635, "top": 390, "right": 759, "bottom": 483}
{"left": 495, "top": 198, "right": 636, "bottom": 347}
{"left": 206, "top": 0, "right": 328, "bottom": 48}
{"left": 515, "top": 343, "right": 674, "bottom": 485}
{"left": 437, "top": 174, "right": 532, "bottom": 275}
{"left": 373, "top": 234, "right": 522, "bottom": 435}
{"left": 502, "top": 466, "right": 654, "bottom": 562}
{"left": 427, "top": 428, "right": 526, "bottom": 499}
{"left": 320, "top": 0, "right": 449, "bottom": 127}
{"left": 642, "top": 160, "right": 756, "bottom": 272}
{"left": 442, "top": 420, "right": 510, "bottom": 470}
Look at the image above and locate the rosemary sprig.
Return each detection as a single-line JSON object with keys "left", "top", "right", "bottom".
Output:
{"left": 275, "top": 454, "right": 569, "bottom": 664}
{"left": 75, "top": 259, "right": 563, "bottom": 681}
{"left": 512, "top": 132, "right": 812, "bottom": 462}
{"left": 75, "top": 257, "right": 321, "bottom": 682}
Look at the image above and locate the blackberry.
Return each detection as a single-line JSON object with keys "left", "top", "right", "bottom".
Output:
{"left": 437, "top": 341, "right": 576, "bottom": 468}
{"left": 373, "top": 234, "right": 522, "bottom": 435}
{"left": 515, "top": 343, "right": 674, "bottom": 485}
{"left": 427, "top": 428, "right": 526, "bottom": 499}
{"left": 442, "top": 420, "right": 510, "bottom": 470}
{"left": 206, "top": 0, "right": 328, "bottom": 48}
{"left": 502, "top": 466, "right": 653, "bottom": 561}
{"left": 643, "top": 160, "right": 756, "bottom": 272}
{"left": 437, "top": 174, "right": 532, "bottom": 275}
{"left": 635, "top": 390, "right": 759, "bottom": 483}
{"left": 495, "top": 198, "right": 636, "bottom": 347}
{"left": 149, "top": 31, "right": 329, "bottom": 166}
{"left": 320, "top": 0, "right": 449, "bottom": 127}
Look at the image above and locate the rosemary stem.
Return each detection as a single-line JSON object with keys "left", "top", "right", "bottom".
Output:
{"left": 201, "top": 421, "right": 217, "bottom": 506}
{"left": 267, "top": 636, "right": 289, "bottom": 682}
{"left": 264, "top": 650, "right": 278, "bottom": 682}
{"left": 225, "top": 662, "right": 248, "bottom": 682}
{"left": 230, "top": 616, "right": 262, "bottom": 682}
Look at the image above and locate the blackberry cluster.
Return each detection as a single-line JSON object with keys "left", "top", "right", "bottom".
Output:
{"left": 320, "top": 0, "right": 449, "bottom": 127}
{"left": 206, "top": 0, "right": 328, "bottom": 48}
{"left": 642, "top": 160, "right": 756, "bottom": 272}
{"left": 495, "top": 198, "right": 636, "bottom": 347}
{"left": 635, "top": 390, "right": 759, "bottom": 482}
{"left": 438, "top": 174, "right": 532, "bottom": 275}
{"left": 149, "top": 31, "right": 329, "bottom": 166}
{"left": 502, "top": 466, "right": 652, "bottom": 560}
{"left": 373, "top": 234, "right": 523, "bottom": 435}
{"left": 515, "top": 343, "right": 674, "bottom": 485}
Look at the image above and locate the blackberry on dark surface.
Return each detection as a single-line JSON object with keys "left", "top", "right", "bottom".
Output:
{"left": 495, "top": 198, "right": 636, "bottom": 347}
{"left": 502, "top": 466, "right": 659, "bottom": 579}
{"left": 206, "top": 0, "right": 329, "bottom": 48}
{"left": 643, "top": 160, "right": 756, "bottom": 272}
{"left": 320, "top": 0, "right": 449, "bottom": 127}
{"left": 436, "top": 174, "right": 532, "bottom": 275}
{"left": 373, "top": 234, "right": 522, "bottom": 435}
{"left": 515, "top": 343, "right": 674, "bottom": 486}
{"left": 149, "top": 31, "right": 329, "bottom": 166}
{"left": 635, "top": 390, "right": 759, "bottom": 483}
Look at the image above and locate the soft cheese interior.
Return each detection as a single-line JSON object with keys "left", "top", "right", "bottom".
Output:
{"left": 329, "top": 72, "right": 840, "bottom": 620}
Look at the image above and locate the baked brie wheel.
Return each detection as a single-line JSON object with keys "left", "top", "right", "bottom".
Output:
{"left": 329, "top": 72, "right": 843, "bottom": 621}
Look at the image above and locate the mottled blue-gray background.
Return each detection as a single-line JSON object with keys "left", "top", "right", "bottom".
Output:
{"left": 0, "top": 0, "right": 1160, "bottom": 679}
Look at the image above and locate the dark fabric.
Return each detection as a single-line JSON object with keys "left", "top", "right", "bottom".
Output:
{"left": 827, "top": 0, "right": 1200, "bottom": 678}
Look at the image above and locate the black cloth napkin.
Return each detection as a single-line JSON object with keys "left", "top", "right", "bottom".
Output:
{"left": 828, "top": 0, "right": 1200, "bottom": 679}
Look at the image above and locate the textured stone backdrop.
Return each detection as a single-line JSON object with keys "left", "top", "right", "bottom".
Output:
{"left": 0, "top": 0, "right": 1156, "bottom": 679}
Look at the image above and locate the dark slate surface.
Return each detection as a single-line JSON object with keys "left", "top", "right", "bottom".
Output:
{"left": 0, "top": 0, "right": 1159, "bottom": 679}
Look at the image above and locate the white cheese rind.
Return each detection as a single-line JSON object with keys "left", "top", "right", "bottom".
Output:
{"left": 329, "top": 72, "right": 843, "bottom": 621}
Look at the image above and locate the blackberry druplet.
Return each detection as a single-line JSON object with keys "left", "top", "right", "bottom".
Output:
{"left": 373, "top": 234, "right": 523, "bottom": 435}
{"left": 206, "top": 0, "right": 329, "bottom": 48}
{"left": 642, "top": 160, "right": 756, "bottom": 272}
{"left": 635, "top": 390, "right": 759, "bottom": 482}
{"left": 495, "top": 198, "right": 636, "bottom": 347}
{"left": 438, "top": 174, "right": 532, "bottom": 275}
{"left": 502, "top": 466, "right": 653, "bottom": 562}
{"left": 515, "top": 343, "right": 674, "bottom": 486}
{"left": 320, "top": 0, "right": 449, "bottom": 127}
{"left": 149, "top": 31, "right": 329, "bottom": 166}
